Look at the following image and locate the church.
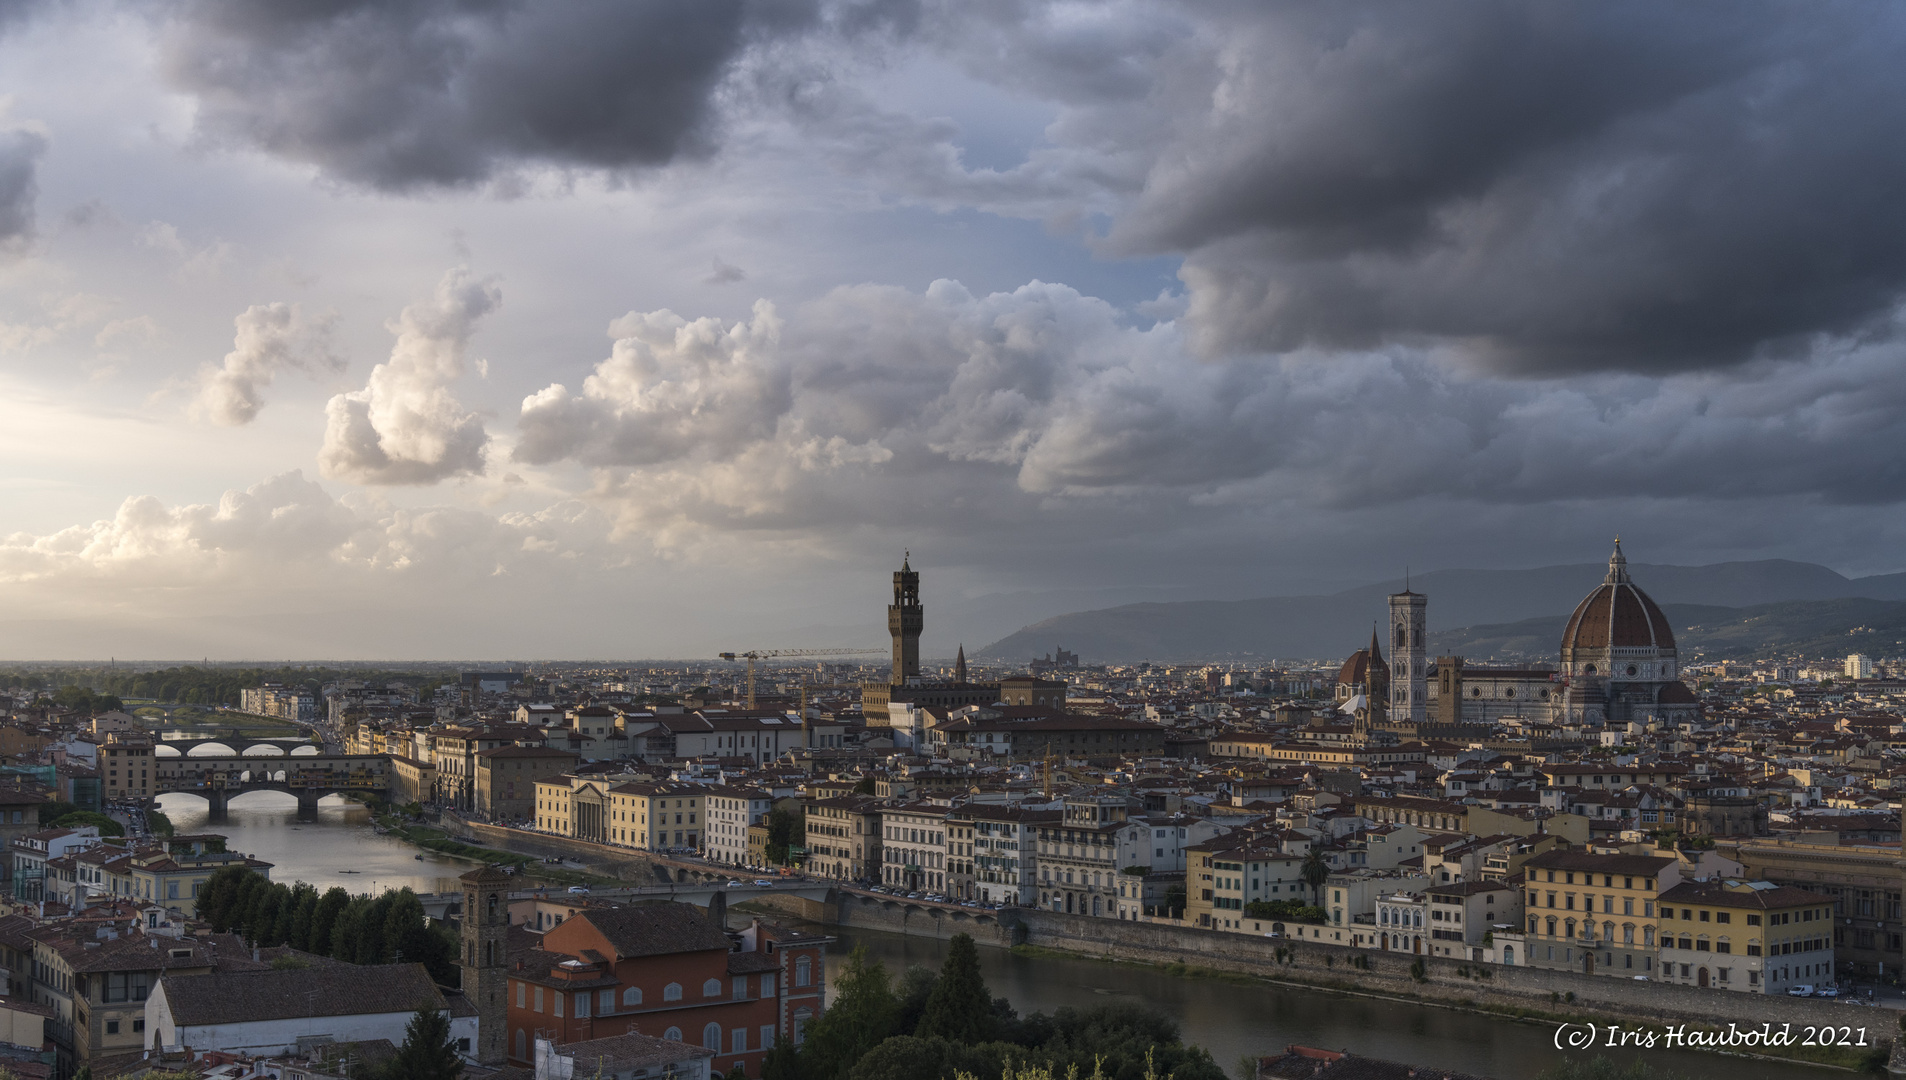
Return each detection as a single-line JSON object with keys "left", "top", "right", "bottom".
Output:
{"left": 1336, "top": 541, "right": 1699, "bottom": 735}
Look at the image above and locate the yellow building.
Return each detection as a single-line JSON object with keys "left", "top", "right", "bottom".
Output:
{"left": 533, "top": 777, "right": 705, "bottom": 852}
{"left": 1521, "top": 849, "right": 1676, "bottom": 977}
{"left": 606, "top": 782, "right": 705, "bottom": 851}
{"left": 1656, "top": 879, "right": 1835, "bottom": 993}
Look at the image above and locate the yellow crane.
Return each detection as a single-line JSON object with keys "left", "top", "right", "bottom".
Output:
{"left": 717, "top": 648, "right": 886, "bottom": 708}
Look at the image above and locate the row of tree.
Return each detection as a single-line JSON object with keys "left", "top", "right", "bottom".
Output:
{"left": 0, "top": 664, "right": 442, "bottom": 707}
{"left": 196, "top": 867, "right": 458, "bottom": 985}
{"left": 763, "top": 934, "right": 1226, "bottom": 1080}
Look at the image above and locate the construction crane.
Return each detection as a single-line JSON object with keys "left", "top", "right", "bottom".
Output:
{"left": 717, "top": 648, "right": 885, "bottom": 708}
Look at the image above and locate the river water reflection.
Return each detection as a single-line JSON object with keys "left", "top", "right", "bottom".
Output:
{"left": 153, "top": 790, "right": 479, "bottom": 895}
{"left": 823, "top": 927, "right": 1848, "bottom": 1080}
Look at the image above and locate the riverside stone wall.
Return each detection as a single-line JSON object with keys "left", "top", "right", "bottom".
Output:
{"left": 1015, "top": 910, "right": 1888, "bottom": 1032}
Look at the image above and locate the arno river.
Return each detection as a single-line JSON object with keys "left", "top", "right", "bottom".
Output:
{"left": 163, "top": 793, "right": 1848, "bottom": 1079}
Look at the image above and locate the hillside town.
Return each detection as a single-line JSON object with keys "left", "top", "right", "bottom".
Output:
{"left": 0, "top": 545, "right": 1903, "bottom": 1076}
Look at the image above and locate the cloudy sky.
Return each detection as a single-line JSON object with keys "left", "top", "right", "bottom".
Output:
{"left": 3, "top": 0, "right": 1905, "bottom": 661}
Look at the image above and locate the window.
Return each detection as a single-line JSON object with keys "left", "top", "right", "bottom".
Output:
{"left": 106, "top": 1020, "right": 120, "bottom": 1035}
{"left": 762, "top": 974, "right": 776, "bottom": 996}
{"left": 795, "top": 957, "right": 812, "bottom": 987}
{"left": 734, "top": 1028, "right": 748, "bottom": 1053}
{"left": 664, "top": 982, "right": 683, "bottom": 1002}
{"left": 575, "top": 992, "right": 589, "bottom": 1017}
{"left": 133, "top": 1018, "right": 144, "bottom": 1032}
{"left": 516, "top": 982, "right": 525, "bottom": 1008}
{"left": 665, "top": 1027, "right": 683, "bottom": 1042}
{"left": 704, "top": 1023, "right": 722, "bottom": 1050}
{"left": 704, "top": 978, "right": 722, "bottom": 998}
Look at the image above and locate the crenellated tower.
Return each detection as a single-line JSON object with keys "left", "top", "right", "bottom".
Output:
{"left": 889, "top": 554, "right": 922, "bottom": 685}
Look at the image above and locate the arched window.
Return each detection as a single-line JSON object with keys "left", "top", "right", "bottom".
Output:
{"left": 664, "top": 982, "right": 683, "bottom": 1002}
{"left": 704, "top": 1023, "right": 722, "bottom": 1050}
{"left": 623, "top": 986, "right": 642, "bottom": 1005}
{"left": 1502, "top": 946, "right": 1515, "bottom": 964}
{"left": 703, "top": 978, "right": 722, "bottom": 998}
{"left": 664, "top": 1027, "right": 683, "bottom": 1042}
{"left": 795, "top": 957, "right": 812, "bottom": 987}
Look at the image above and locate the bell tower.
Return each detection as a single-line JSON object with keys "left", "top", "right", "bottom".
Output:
{"left": 889, "top": 553, "right": 923, "bottom": 686}
{"left": 460, "top": 864, "right": 512, "bottom": 1064}
{"left": 1389, "top": 588, "right": 1428, "bottom": 727}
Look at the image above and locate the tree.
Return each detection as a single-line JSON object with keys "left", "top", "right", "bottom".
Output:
{"left": 761, "top": 1036, "right": 802, "bottom": 1080}
{"left": 853, "top": 776, "right": 878, "bottom": 796}
{"left": 311, "top": 887, "right": 351, "bottom": 957}
{"left": 36, "top": 800, "right": 79, "bottom": 826}
{"left": 798, "top": 946, "right": 900, "bottom": 1079}
{"left": 1300, "top": 847, "right": 1330, "bottom": 906}
{"left": 917, "top": 934, "right": 992, "bottom": 1043}
{"left": 146, "top": 810, "right": 175, "bottom": 838}
{"left": 358, "top": 890, "right": 396, "bottom": 963}
{"left": 331, "top": 897, "right": 372, "bottom": 963}
{"left": 379, "top": 1006, "right": 461, "bottom": 1080}
{"left": 50, "top": 811, "right": 124, "bottom": 838}
{"left": 766, "top": 807, "right": 805, "bottom": 865}
{"left": 197, "top": 867, "right": 250, "bottom": 931}
{"left": 288, "top": 885, "right": 321, "bottom": 951}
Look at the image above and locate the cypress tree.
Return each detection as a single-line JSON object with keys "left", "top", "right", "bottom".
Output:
{"left": 917, "top": 933, "right": 992, "bottom": 1043}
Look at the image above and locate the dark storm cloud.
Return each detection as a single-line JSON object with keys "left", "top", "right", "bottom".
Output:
{"left": 158, "top": 0, "right": 803, "bottom": 189}
{"left": 1095, "top": 0, "right": 1906, "bottom": 374}
{"left": 0, "top": 128, "right": 45, "bottom": 248}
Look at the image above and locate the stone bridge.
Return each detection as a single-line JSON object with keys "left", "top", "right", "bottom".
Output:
{"left": 152, "top": 749, "right": 391, "bottom": 819}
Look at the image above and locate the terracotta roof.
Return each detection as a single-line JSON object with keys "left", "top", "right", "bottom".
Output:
{"left": 566, "top": 904, "right": 730, "bottom": 960}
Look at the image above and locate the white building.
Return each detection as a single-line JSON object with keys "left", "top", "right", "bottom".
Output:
{"left": 705, "top": 786, "right": 775, "bottom": 867}
{"left": 881, "top": 803, "right": 950, "bottom": 894}
{"left": 1845, "top": 654, "right": 1874, "bottom": 680}
{"left": 968, "top": 805, "right": 1058, "bottom": 906}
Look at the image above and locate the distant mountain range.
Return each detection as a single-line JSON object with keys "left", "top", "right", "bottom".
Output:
{"left": 975, "top": 560, "right": 1906, "bottom": 665}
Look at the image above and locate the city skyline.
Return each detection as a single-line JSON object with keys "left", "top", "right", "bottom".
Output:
{"left": 4, "top": 2, "right": 1906, "bottom": 659}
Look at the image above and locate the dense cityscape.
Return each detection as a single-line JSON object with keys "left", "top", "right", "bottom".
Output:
{"left": 5, "top": 3, "right": 1905, "bottom": 1079}
{"left": 0, "top": 545, "right": 1896, "bottom": 1077}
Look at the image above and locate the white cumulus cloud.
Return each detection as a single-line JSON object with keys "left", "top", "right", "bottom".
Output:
{"left": 192, "top": 302, "right": 339, "bottom": 426}
{"left": 319, "top": 268, "right": 499, "bottom": 486}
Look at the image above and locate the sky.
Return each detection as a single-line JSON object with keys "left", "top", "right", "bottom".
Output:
{"left": 3, "top": 0, "right": 1906, "bottom": 661}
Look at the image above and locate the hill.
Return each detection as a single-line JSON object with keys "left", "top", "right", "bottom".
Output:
{"left": 977, "top": 559, "right": 1906, "bottom": 664}
{"left": 1431, "top": 598, "right": 1906, "bottom": 663}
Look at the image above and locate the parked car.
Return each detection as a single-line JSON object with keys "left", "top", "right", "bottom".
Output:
{"left": 754, "top": 879, "right": 775, "bottom": 887}
{"left": 1814, "top": 987, "right": 1840, "bottom": 997}
{"left": 567, "top": 885, "right": 590, "bottom": 894}
{"left": 725, "top": 880, "right": 742, "bottom": 888}
{"left": 1788, "top": 985, "right": 1815, "bottom": 996}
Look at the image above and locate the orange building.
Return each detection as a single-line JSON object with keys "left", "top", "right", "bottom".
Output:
{"left": 506, "top": 903, "right": 830, "bottom": 1075}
